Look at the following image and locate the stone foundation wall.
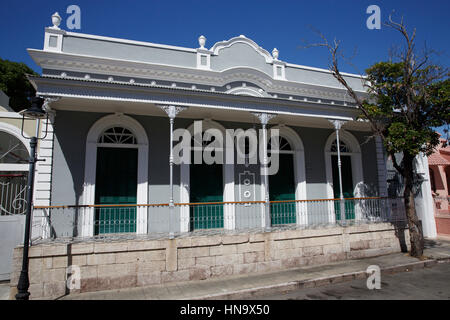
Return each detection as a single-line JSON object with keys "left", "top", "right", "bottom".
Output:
{"left": 10, "top": 223, "right": 410, "bottom": 299}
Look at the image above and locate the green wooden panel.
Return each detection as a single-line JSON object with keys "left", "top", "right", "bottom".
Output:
{"left": 269, "top": 153, "right": 296, "bottom": 225}
{"left": 189, "top": 155, "right": 224, "bottom": 230}
{"left": 94, "top": 147, "right": 138, "bottom": 234}
{"left": 331, "top": 155, "right": 355, "bottom": 220}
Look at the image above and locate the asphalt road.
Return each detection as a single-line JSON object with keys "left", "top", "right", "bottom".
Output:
{"left": 253, "top": 262, "right": 450, "bottom": 300}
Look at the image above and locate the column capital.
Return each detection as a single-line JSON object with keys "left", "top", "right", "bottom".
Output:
{"left": 252, "top": 112, "right": 277, "bottom": 125}
{"left": 158, "top": 105, "right": 188, "bottom": 119}
{"left": 41, "top": 96, "right": 60, "bottom": 113}
{"left": 329, "top": 119, "right": 346, "bottom": 130}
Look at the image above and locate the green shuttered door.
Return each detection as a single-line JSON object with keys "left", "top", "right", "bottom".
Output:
{"left": 269, "top": 153, "right": 296, "bottom": 225}
{"left": 95, "top": 147, "right": 138, "bottom": 234}
{"left": 331, "top": 155, "right": 355, "bottom": 220}
{"left": 189, "top": 159, "right": 224, "bottom": 230}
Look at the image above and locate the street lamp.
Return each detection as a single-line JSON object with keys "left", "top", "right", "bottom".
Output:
{"left": 15, "top": 97, "right": 48, "bottom": 300}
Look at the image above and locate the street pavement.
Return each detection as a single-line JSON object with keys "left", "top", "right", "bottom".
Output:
{"left": 254, "top": 260, "right": 450, "bottom": 300}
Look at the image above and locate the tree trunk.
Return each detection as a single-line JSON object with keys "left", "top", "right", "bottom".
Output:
{"left": 402, "top": 153, "right": 424, "bottom": 257}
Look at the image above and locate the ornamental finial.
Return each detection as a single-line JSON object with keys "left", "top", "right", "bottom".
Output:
{"left": 198, "top": 35, "right": 206, "bottom": 49}
{"left": 51, "top": 12, "right": 62, "bottom": 29}
{"left": 272, "top": 48, "right": 279, "bottom": 60}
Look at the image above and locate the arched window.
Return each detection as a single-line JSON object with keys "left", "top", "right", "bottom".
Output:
{"left": 98, "top": 127, "right": 137, "bottom": 145}
{"left": 268, "top": 136, "right": 293, "bottom": 153}
{"left": 330, "top": 139, "right": 351, "bottom": 153}
{"left": 0, "top": 131, "right": 29, "bottom": 164}
{"left": 0, "top": 130, "right": 30, "bottom": 215}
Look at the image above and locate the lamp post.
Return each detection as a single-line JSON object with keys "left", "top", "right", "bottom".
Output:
{"left": 15, "top": 97, "right": 48, "bottom": 300}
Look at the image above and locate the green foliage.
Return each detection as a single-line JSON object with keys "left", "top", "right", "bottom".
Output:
{"left": 0, "top": 58, "right": 38, "bottom": 112}
{"left": 362, "top": 61, "right": 449, "bottom": 157}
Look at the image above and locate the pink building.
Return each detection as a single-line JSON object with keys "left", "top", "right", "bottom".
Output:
{"left": 428, "top": 137, "right": 450, "bottom": 238}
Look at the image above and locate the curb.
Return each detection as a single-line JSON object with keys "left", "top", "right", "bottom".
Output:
{"left": 190, "top": 257, "right": 450, "bottom": 300}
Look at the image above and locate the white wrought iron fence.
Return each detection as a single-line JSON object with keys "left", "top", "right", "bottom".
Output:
{"left": 30, "top": 197, "right": 407, "bottom": 243}
{"left": 0, "top": 173, "right": 28, "bottom": 215}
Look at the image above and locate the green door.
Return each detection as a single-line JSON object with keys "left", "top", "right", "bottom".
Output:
{"left": 189, "top": 155, "right": 223, "bottom": 230}
{"left": 331, "top": 155, "right": 355, "bottom": 220}
{"left": 269, "top": 153, "right": 296, "bottom": 225}
{"left": 95, "top": 147, "right": 138, "bottom": 234}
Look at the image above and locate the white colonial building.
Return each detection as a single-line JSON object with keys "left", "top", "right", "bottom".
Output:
{"left": 23, "top": 13, "right": 434, "bottom": 240}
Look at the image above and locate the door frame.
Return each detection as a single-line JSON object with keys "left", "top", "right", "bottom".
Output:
{"left": 180, "top": 120, "right": 234, "bottom": 231}
{"left": 82, "top": 114, "right": 148, "bottom": 237}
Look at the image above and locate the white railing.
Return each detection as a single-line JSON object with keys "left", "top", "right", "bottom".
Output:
{"left": 31, "top": 197, "right": 407, "bottom": 242}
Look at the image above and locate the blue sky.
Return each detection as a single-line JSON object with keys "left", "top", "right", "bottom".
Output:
{"left": 1, "top": 0, "right": 448, "bottom": 134}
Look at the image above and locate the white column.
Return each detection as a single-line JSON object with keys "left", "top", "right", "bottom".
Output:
{"left": 34, "top": 98, "right": 59, "bottom": 240}
{"left": 253, "top": 112, "right": 276, "bottom": 230}
{"left": 159, "top": 105, "right": 187, "bottom": 237}
{"left": 329, "top": 120, "right": 346, "bottom": 223}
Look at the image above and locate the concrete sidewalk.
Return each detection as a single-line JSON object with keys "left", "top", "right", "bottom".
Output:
{"left": 59, "top": 239, "right": 450, "bottom": 300}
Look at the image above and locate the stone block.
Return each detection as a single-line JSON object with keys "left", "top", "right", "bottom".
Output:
{"left": 211, "top": 265, "right": 233, "bottom": 277}
{"left": 97, "top": 263, "right": 133, "bottom": 277}
{"left": 215, "top": 253, "right": 243, "bottom": 266}
{"left": 209, "top": 244, "right": 237, "bottom": 256}
{"left": 42, "top": 268, "right": 66, "bottom": 283}
{"left": 52, "top": 256, "right": 69, "bottom": 268}
{"left": 281, "top": 257, "right": 305, "bottom": 268}
{"left": 87, "top": 253, "right": 117, "bottom": 265}
{"left": 137, "top": 261, "right": 166, "bottom": 272}
{"left": 29, "top": 283, "right": 44, "bottom": 299}
{"left": 175, "top": 238, "right": 192, "bottom": 248}
{"left": 274, "top": 239, "right": 293, "bottom": 250}
{"left": 243, "top": 251, "right": 265, "bottom": 264}
{"left": 302, "top": 246, "right": 323, "bottom": 257}
{"left": 109, "top": 275, "right": 137, "bottom": 289}
{"left": 166, "top": 239, "right": 177, "bottom": 272}
{"left": 237, "top": 242, "right": 264, "bottom": 254}
{"left": 281, "top": 248, "right": 304, "bottom": 259}
{"left": 191, "top": 236, "right": 221, "bottom": 247}
{"left": 257, "top": 260, "right": 281, "bottom": 273}
{"left": 350, "top": 240, "right": 371, "bottom": 251}
{"left": 161, "top": 270, "right": 190, "bottom": 283}
{"left": 80, "top": 265, "right": 98, "bottom": 279}
{"left": 43, "top": 281, "right": 66, "bottom": 298}
{"left": 222, "top": 234, "right": 249, "bottom": 244}
{"left": 94, "top": 241, "right": 128, "bottom": 253}
{"left": 71, "top": 255, "right": 87, "bottom": 266}
{"left": 249, "top": 233, "right": 265, "bottom": 243}
{"left": 178, "top": 258, "right": 195, "bottom": 270}
{"left": 196, "top": 256, "right": 215, "bottom": 267}
{"left": 127, "top": 240, "right": 166, "bottom": 251}
{"left": 116, "top": 252, "right": 139, "bottom": 264}
{"left": 189, "top": 266, "right": 211, "bottom": 280}
{"left": 178, "top": 247, "right": 209, "bottom": 259}
{"left": 42, "top": 244, "right": 67, "bottom": 257}
{"left": 323, "top": 244, "right": 343, "bottom": 255}
{"left": 29, "top": 246, "right": 43, "bottom": 258}
{"left": 80, "top": 278, "right": 98, "bottom": 293}
{"left": 142, "top": 250, "right": 165, "bottom": 261}
{"left": 71, "top": 243, "right": 94, "bottom": 255}
{"left": 233, "top": 263, "right": 257, "bottom": 275}
{"left": 137, "top": 271, "right": 161, "bottom": 286}
{"left": 43, "top": 257, "right": 53, "bottom": 269}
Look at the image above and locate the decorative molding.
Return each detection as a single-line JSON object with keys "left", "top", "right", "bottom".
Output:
{"left": 29, "top": 49, "right": 363, "bottom": 101}
{"left": 252, "top": 112, "right": 277, "bottom": 125}
{"left": 329, "top": 119, "right": 346, "bottom": 130}
{"left": 210, "top": 35, "right": 274, "bottom": 63}
{"left": 158, "top": 105, "right": 188, "bottom": 119}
